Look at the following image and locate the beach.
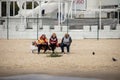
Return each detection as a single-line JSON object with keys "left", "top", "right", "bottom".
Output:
{"left": 0, "top": 39, "right": 120, "bottom": 80}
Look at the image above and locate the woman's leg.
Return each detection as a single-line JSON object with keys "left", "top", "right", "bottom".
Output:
{"left": 51, "top": 44, "right": 56, "bottom": 53}
{"left": 66, "top": 45, "right": 70, "bottom": 53}
{"left": 37, "top": 44, "right": 41, "bottom": 54}
{"left": 44, "top": 44, "right": 49, "bottom": 53}
{"left": 61, "top": 43, "right": 64, "bottom": 53}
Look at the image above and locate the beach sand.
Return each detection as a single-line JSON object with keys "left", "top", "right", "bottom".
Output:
{"left": 0, "top": 39, "right": 120, "bottom": 80}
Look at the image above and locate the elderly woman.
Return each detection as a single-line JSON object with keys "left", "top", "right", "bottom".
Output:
{"left": 61, "top": 33, "right": 72, "bottom": 53}
{"left": 49, "top": 33, "right": 58, "bottom": 53}
{"left": 37, "top": 34, "right": 48, "bottom": 54}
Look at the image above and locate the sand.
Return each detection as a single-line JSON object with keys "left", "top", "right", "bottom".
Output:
{"left": 0, "top": 39, "right": 120, "bottom": 80}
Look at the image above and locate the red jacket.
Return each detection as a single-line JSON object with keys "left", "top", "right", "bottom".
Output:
{"left": 49, "top": 37, "right": 58, "bottom": 44}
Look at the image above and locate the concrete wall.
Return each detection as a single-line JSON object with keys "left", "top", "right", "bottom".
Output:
{"left": 87, "top": 0, "right": 99, "bottom": 9}
{"left": 0, "top": 24, "right": 120, "bottom": 39}
{"left": 101, "top": 0, "right": 119, "bottom": 5}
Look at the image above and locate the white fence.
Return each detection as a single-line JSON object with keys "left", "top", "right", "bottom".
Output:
{"left": 0, "top": 24, "right": 120, "bottom": 39}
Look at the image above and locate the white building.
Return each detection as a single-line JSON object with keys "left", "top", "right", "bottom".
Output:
{"left": 0, "top": 0, "right": 120, "bottom": 39}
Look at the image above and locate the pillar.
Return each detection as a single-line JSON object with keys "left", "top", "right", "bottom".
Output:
{"left": 32, "top": 0, "right": 34, "bottom": 17}
{"left": 24, "top": 1, "right": 26, "bottom": 28}
{"left": 58, "top": 0, "right": 61, "bottom": 27}
{"left": 13, "top": 1, "right": 15, "bottom": 16}
{"left": 118, "top": 10, "right": 119, "bottom": 24}
{"left": 70, "top": 0, "right": 74, "bottom": 19}
{"left": 64, "top": 2, "right": 68, "bottom": 20}
{"left": 39, "top": 1, "right": 41, "bottom": 17}
{"left": 7, "top": 1, "right": 10, "bottom": 17}
{"left": 0, "top": 1, "right": 1, "bottom": 17}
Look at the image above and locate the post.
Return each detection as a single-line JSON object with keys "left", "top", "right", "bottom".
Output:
{"left": 74, "top": 0, "right": 77, "bottom": 16}
{"left": 39, "top": 1, "right": 41, "bottom": 17}
{"left": 60, "top": 2, "right": 63, "bottom": 23}
{"left": 13, "top": 1, "right": 15, "bottom": 16}
{"left": 99, "top": 0, "right": 102, "bottom": 30}
{"left": 97, "top": 12, "right": 99, "bottom": 40}
{"left": 118, "top": 10, "right": 119, "bottom": 24}
{"left": 39, "top": 1, "right": 43, "bottom": 34}
{"left": 32, "top": 0, "right": 34, "bottom": 17}
{"left": 67, "top": 14, "right": 69, "bottom": 33}
{"left": 70, "top": 0, "right": 73, "bottom": 19}
{"left": 0, "top": 1, "right": 1, "bottom": 17}
{"left": 7, "top": 1, "right": 10, "bottom": 40}
{"left": 37, "top": 14, "right": 39, "bottom": 40}
{"left": 24, "top": 1, "right": 26, "bottom": 29}
{"left": 7, "top": 16, "right": 9, "bottom": 40}
{"left": 64, "top": 2, "right": 68, "bottom": 20}
{"left": 58, "top": 0, "right": 61, "bottom": 28}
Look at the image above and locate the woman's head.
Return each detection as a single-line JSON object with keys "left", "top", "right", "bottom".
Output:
{"left": 52, "top": 33, "right": 56, "bottom": 38}
{"left": 65, "top": 33, "right": 69, "bottom": 38}
{"left": 40, "top": 34, "right": 46, "bottom": 39}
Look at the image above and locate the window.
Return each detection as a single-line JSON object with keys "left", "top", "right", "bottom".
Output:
{"left": 50, "top": 26, "right": 54, "bottom": 30}
{"left": 69, "top": 25, "right": 83, "bottom": 30}
{"left": 10, "top": 1, "right": 19, "bottom": 16}
{"left": 110, "top": 25, "right": 116, "bottom": 30}
{"left": 22, "top": 1, "right": 38, "bottom": 9}
{"left": 2, "top": 2, "right": 7, "bottom": 16}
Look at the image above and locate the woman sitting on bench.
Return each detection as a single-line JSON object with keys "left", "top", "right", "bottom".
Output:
{"left": 61, "top": 33, "right": 72, "bottom": 53}
{"left": 49, "top": 33, "right": 58, "bottom": 53}
{"left": 37, "top": 34, "right": 48, "bottom": 54}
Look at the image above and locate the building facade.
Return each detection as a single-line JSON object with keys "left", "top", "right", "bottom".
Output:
{"left": 0, "top": 0, "right": 120, "bottom": 39}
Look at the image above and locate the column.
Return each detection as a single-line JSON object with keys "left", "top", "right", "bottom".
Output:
{"left": 58, "top": 0, "right": 61, "bottom": 27}
{"left": 7, "top": 1, "right": 10, "bottom": 17}
{"left": 13, "top": 1, "right": 15, "bottom": 16}
{"left": 99, "top": 0, "right": 102, "bottom": 30}
{"left": 32, "top": 0, "right": 34, "bottom": 17}
{"left": 39, "top": 1, "right": 41, "bottom": 17}
{"left": 118, "top": 10, "right": 119, "bottom": 24}
{"left": 0, "top": 1, "right": 1, "bottom": 17}
{"left": 6, "top": 1, "right": 10, "bottom": 40}
{"left": 32, "top": 0, "right": 34, "bottom": 30}
{"left": 65, "top": 2, "right": 68, "bottom": 20}
{"left": 39, "top": 1, "right": 42, "bottom": 30}
{"left": 74, "top": 0, "right": 77, "bottom": 16}
{"left": 60, "top": 2, "right": 63, "bottom": 23}
{"left": 70, "top": 0, "right": 73, "bottom": 19}
{"left": 24, "top": 1, "right": 26, "bottom": 29}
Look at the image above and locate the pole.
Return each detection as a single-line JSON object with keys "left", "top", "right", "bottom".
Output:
{"left": 32, "top": 0, "right": 34, "bottom": 17}
{"left": 7, "top": 16, "right": 9, "bottom": 40}
{"left": 7, "top": 1, "right": 10, "bottom": 40}
{"left": 67, "top": 14, "right": 69, "bottom": 33}
{"left": 99, "top": 0, "right": 102, "bottom": 30}
{"left": 0, "top": 1, "right": 1, "bottom": 17}
{"left": 97, "top": 12, "right": 99, "bottom": 40}
{"left": 74, "top": 0, "right": 77, "bottom": 16}
{"left": 118, "top": 10, "right": 119, "bottom": 24}
{"left": 37, "top": 14, "right": 38, "bottom": 40}
{"left": 70, "top": 0, "right": 73, "bottom": 19}
{"left": 13, "top": 1, "right": 15, "bottom": 16}
{"left": 58, "top": 0, "right": 61, "bottom": 28}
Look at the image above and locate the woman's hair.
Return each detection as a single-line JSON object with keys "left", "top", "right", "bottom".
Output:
{"left": 65, "top": 33, "right": 69, "bottom": 37}
{"left": 40, "top": 34, "right": 46, "bottom": 39}
{"left": 51, "top": 33, "right": 57, "bottom": 37}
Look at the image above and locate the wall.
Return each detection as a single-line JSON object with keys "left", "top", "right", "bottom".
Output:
{"left": 0, "top": 24, "right": 120, "bottom": 39}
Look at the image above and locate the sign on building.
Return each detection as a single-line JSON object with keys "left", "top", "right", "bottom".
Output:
{"left": 73, "top": 0, "right": 87, "bottom": 10}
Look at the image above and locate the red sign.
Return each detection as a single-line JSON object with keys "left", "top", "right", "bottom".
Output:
{"left": 76, "top": 0, "right": 84, "bottom": 4}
